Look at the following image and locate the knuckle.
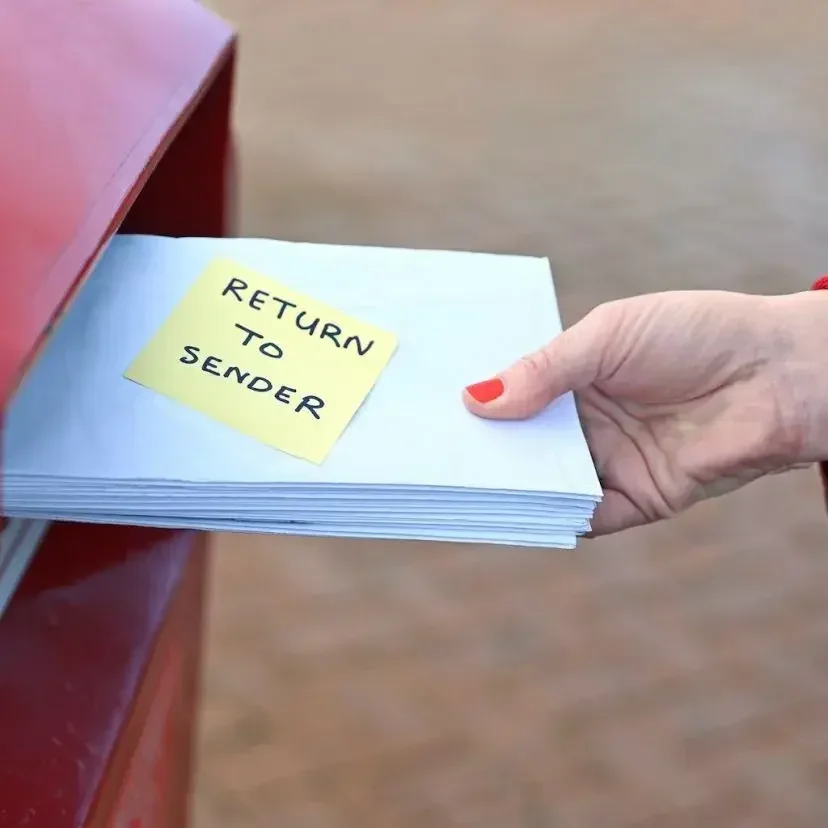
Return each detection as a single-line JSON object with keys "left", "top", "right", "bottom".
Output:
{"left": 518, "top": 348, "right": 553, "bottom": 382}
{"left": 584, "top": 300, "right": 617, "bottom": 331}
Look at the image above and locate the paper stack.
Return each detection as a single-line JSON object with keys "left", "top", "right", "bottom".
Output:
{"left": 3, "top": 235, "right": 601, "bottom": 548}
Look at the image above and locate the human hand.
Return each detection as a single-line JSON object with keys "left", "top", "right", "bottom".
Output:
{"left": 463, "top": 290, "right": 828, "bottom": 535}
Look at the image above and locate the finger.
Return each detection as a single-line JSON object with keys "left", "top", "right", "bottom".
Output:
{"left": 463, "top": 305, "right": 615, "bottom": 420}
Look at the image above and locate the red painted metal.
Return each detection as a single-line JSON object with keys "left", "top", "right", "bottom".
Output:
{"left": 0, "top": 0, "right": 235, "bottom": 406}
{"left": 0, "top": 525, "right": 209, "bottom": 828}
{"left": 0, "top": 1, "right": 236, "bottom": 826}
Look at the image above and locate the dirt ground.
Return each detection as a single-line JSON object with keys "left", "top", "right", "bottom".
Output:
{"left": 195, "top": 2, "right": 828, "bottom": 825}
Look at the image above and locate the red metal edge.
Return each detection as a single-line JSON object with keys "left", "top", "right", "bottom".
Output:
{"left": 98, "top": 531, "right": 207, "bottom": 828}
{"left": 0, "top": 0, "right": 236, "bottom": 407}
{"left": 103, "top": 589, "right": 199, "bottom": 828}
{"left": 120, "top": 50, "right": 237, "bottom": 241}
{"left": 0, "top": 523, "right": 207, "bottom": 828}
{"left": 34, "top": 46, "right": 238, "bottom": 381}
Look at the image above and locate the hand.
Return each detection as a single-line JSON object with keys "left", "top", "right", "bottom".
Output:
{"left": 463, "top": 290, "right": 828, "bottom": 535}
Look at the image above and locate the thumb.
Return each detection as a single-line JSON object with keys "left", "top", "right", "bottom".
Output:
{"left": 462, "top": 305, "right": 613, "bottom": 420}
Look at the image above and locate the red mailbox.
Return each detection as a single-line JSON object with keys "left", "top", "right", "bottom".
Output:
{"left": 0, "top": 1, "right": 236, "bottom": 825}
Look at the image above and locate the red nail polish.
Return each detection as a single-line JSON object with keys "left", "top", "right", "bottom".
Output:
{"left": 465, "top": 378, "right": 504, "bottom": 404}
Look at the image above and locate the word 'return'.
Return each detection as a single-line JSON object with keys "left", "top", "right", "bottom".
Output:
{"left": 221, "top": 278, "right": 375, "bottom": 356}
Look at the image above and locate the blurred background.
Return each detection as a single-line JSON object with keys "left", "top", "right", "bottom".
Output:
{"left": 195, "top": 1, "right": 828, "bottom": 825}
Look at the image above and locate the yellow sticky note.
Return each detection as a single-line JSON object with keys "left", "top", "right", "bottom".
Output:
{"left": 125, "top": 258, "right": 397, "bottom": 464}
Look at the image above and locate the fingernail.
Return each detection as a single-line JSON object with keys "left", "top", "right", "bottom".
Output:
{"left": 465, "top": 378, "right": 504, "bottom": 404}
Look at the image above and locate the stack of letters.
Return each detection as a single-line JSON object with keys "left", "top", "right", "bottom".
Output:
{"left": 3, "top": 235, "right": 601, "bottom": 548}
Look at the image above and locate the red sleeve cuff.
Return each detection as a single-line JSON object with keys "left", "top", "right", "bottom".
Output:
{"left": 811, "top": 276, "right": 828, "bottom": 509}
{"left": 813, "top": 275, "right": 828, "bottom": 291}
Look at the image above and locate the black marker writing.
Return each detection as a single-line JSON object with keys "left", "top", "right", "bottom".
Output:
{"left": 233, "top": 323, "right": 284, "bottom": 359}
{"left": 178, "top": 345, "right": 325, "bottom": 419}
{"left": 220, "top": 278, "right": 375, "bottom": 356}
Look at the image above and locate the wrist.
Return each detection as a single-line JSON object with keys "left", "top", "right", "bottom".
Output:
{"left": 768, "top": 289, "right": 828, "bottom": 463}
